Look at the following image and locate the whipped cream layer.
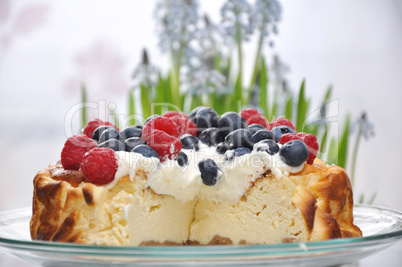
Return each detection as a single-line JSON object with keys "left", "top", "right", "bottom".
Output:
{"left": 109, "top": 142, "right": 306, "bottom": 203}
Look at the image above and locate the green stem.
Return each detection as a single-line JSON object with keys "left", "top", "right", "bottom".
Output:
{"left": 350, "top": 124, "right": 363, "bottom": 188}
{"left": 81, "top": 84, "right": 87, "bottom": 129}
{"left": 235, "top": 18, "right": 243, "bottom": 104}
{"left": 248, "top": 33, "right": 264, "bottom": 101}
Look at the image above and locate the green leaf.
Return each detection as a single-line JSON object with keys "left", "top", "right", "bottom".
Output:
{"left": 127, "top": 89, "right": 135, "bottom": 126}
{"left": 285, "top": 95, "right": 293, "bottom": 122}
{"left": 327, "top": 137, "right": 338, "bottom": 165}
{"left": 296, "top": 79, "right": 307, "bottom": 132}
{"left": 232, "top": 72, "right": 242, "bottom": 111}
{"left": 318, "top": 124, "right": 329, "bottom": 159}
{"left": 81, "top": 85, "right": 87, "bottom": 129}
{"left": 153, "top": 73, "right": 166, "bottom": 115}
{"left": 140, "top": 84, "right": 151, "bottom": 121}
{"left": 323, "top": 85, "right": 332, "bottom": 104}
{"left": 110, "top": 107, "right": 121, "bottom": 130}
{"left": 259, "top": 58, "right": 269, "bottom": 116}
{"left": 338, "top": 113, "right": 351, "bottom": 168}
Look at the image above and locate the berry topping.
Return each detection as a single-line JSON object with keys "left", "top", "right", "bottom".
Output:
{"left": 146, "top": 129, "right": 182, "bottom": 161}
{"left": 268, "top": 117, "right": 296, "bottom": 131}
{"left": 120, "top": 127, "right": 142, "bottom": 141}
{"left": 188, "top": 106, "right": 207, "bottom": 122}
{"left": 279, "top": 140, "right": 309, "bottom": 167}
{"left": 279, "top": 133, "right": 319, "bottom": 164}
{"left": 191, "top": 107, "right": 219, "bottom": 136}
{"left": 61, "top": 135, "right": 98, "bottom": 170}
{"left": 198, "top": 128, "right": 224, "bottom": 146}
{"left": 80, "top": 147, "right": 118, "bottom": 185}
{"left": 224, "top": 128, "right": 254, "bottom": 150}
{"left": 224, "top": 147, "right": 251, "bottom": 161}
{"left": 99, "top": 128, "right": 121, "bottom": 143}
{"left": 142, "top": 116, "right": 180, "bottom": 140}
{"left": 198, "top": 159, "right": 222, "bottom": 186}
{"left": 144, "top": 115, "right": 161, "bottom": 125}
{"left": 176, "top": 151, "right": 189, "bottom": 166}
{"left": 250, "top": 129, "right": 278, "bottom": 144}
{"left": 83, "top": 119, "right": 119, "bottom": 139}
{"left": 164, "top": 113, "right": 197, "bottom": 137}
{"left": 270, "top": 125, "right": 296, "bottom": 140}
{"left": 83, "top": 119, "right": 104, "bottom": 138}
{"left": 179, "top": 134, "right": 199, "bottom": 150}
{"left": 216, "top": 142, "right": 229, "bottom": 154}
{"left": 92, "top": 125, "right": 114, "bottom": 142}
{"left": 218, "top": 112, "right": 248, "bottom": 137}
{"left": 124, "top": 137, "right": 146, "bottom": 152}
{"left": 132, "top": 144, "right": 159, "bottom": 158}
{"left": 248, "top": 123, "right": 266, "bottom": 134}
{"left": 240, "top": 108, "right": 269, "bottom": 128}
{"left": 163, "top": 111, "right": 189, "bottom": 120}
{"left": 254, "top": 139, "right": 279, "bottom": 155}
{"left": 98, "top": 139, "right": 125, "bottom": 151}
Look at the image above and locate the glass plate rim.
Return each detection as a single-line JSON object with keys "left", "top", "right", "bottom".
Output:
{"left": 0, "top": 204, "right": 402, "bottom": 255}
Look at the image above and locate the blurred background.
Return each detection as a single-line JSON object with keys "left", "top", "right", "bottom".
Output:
{"left": 1, "top": 0, "right": 402, "bottom": 266}
{"left": 0, "top": 0, "right": 402, "bottom": 211}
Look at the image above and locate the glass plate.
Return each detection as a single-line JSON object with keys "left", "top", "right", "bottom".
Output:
{"left": 0, "top": 205, "right": 402, "bottom": 266}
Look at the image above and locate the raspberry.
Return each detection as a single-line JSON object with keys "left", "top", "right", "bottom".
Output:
{"left": 268, "top": 117, "right": 296, "bottom": 131}
{"left": 163, "top": 111, "right": 189, "bottom": 120}
{"left": 279, "top": 133, "right": 319, "bottom": 164}
{"left": 146, "top": 129, "right": 182, "bottom": 161}
{"left": 239, "top": 108, "right": 269, "bottom": 128}
{"left": 164, "top": 113, "right": 197, "bottom": 137}
{"left": 80, "top": 147, "right": 118, "bottom": 185}
{"left": 83, "top": 118, "right": 119, "bottom": 138}
{"left": 83, "top": 119, "right": 105, "bottom": 138}
{"left": 61, "top": 135, "right": 98, "bottom": 170}
{"left": 142, "top": 116, "right": 180, "bottom": 140}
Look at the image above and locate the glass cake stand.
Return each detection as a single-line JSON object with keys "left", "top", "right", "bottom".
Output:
{"left": 0, "top": 205, "right": 401, "bottom": 266}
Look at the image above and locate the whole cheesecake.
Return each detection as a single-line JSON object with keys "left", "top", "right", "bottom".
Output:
{"left": 30, "top": 108, "right": 362, "bottom": 245}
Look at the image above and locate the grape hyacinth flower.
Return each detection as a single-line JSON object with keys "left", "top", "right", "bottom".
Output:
{"left": 221, "top": 0, "right": 254, "bottom": 103}
{"left": 155, "top": 0, "right": 199, "bottom": 70}
{"left": 132, "top": 49, "right": 159, "bottom": 91}
{"left": 249, "top": 0, "right": 282, "bottom": 94}
{"left": 350, "top": 112, "right": 375, "bottom": 186}
{"left": 221, "top": 0, "right": 254, "bottom": 44}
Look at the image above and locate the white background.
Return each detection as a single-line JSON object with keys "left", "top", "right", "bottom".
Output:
{"left": 0, "top": 0, "right": 402, "bottom": 266}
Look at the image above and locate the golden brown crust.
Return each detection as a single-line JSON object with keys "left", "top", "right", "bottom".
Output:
{"left": 31, "top": 159, "right": 362, "bottom": 245}
{"left": 288, "top": 159, "right": 362, "bottom": 240}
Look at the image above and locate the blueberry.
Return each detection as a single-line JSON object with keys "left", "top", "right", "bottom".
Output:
{"left": 198, "top": 159, "right": 222, "bottom": 186}
{"left": 124, "top": 137, "right": 146, "bottom": 152}
{"left": 144, "top": 115, "right": 160, "bottom": 125}
{"left": 192, "top": 107, "right": 219, "bottom": 136}
{"left": 179, "top": 134, "right": 199, "bottom": 150}
{"left": 120, "top": 127, "right": 142, "bottom": 141}
{"left": 224, "top": 147, "right": 251, "bottom": 161}
{"left": 198, "top": 128, "right": 224, "bottom": 146}
{"left": 175, "top": 151, "right": 188, "bottom": 166}
{"left": 250, "top": 129, "right": 278, "bottom": 144}
{"left": 92, "top": 125, "right": 113, "bottom": 142}
{"left": 224, "top": 128, "right": 253, "bottom": 150}
{"left": 99, "top": 128, "right": 121, "bottom": 143}
{"left": 248, "top": 124, "right": 266, "bottom": 134}
{"left": 218, "top": 112, "right": 247, "bottom": 137}
{"left": 132, "top": 144, "right": 159, "bottom": 158}
{"left": 216, "top": 142, "right": 229, "bottom": 154}
{"left": 279, "top": 140, "right": 309, "bottom": 167}
{"left": 271, "top": 126, "right": 296, "bottom": 140}
{"left": 98, "top": 139, "right": 124, "bottom": 151}
{"left": 254, "top": 139, "right": 279, "bottom": 155}
{"left": 188, "top": 106, "right": 207, "bottom": 122}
